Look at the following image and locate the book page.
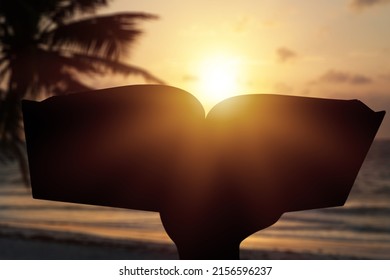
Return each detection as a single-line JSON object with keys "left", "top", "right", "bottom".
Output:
{"left": 23, "top": 85, "right": 206, "bottom": 212}
{"left": 205, "top": 94, "right": 383, "bottom": 219}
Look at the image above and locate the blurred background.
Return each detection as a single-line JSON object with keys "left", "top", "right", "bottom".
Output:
{"left": 0, "top": 0, "right": 389, "bottom": 259}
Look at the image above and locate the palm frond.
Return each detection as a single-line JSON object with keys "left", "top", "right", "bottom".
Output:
{"left": 53, "top": 72, "right": 93, "bottom": 94}
{"left": 72, "top": 53, "right": 165, "bottom": 84}
{"left": 20, "top": 49, "right": 97, "bottom": 97}
{"left": 39, "top": 48, "right": 105, "bottom": 74}
{"left": 50, "top": 0, "right": 109, "bottom": 23}
{"left": 35, "top": 68, "right": 94, "bottom": 95}
{"left": 43, "top": 12, "right": 158, "bottom": 59}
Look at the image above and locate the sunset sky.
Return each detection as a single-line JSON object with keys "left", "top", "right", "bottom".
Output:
{"left": 99, "top": 0, "right": 390, "bottom": 138}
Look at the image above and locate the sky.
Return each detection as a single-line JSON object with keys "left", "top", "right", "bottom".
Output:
{"left": 98, "top": 0, "right": 390, "bottom": 138}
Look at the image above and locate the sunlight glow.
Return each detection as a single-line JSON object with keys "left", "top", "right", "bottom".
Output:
{"left": 198, "top": 55, "right": 241, "bottom": 107}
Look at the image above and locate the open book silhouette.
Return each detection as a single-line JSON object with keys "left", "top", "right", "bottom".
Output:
{"left": 22, "top": 85, "right": 385, "bottom": 259}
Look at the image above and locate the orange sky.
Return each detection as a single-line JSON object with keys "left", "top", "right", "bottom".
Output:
{"left": 98, "top": 0, "right": 390, "bottom": 138}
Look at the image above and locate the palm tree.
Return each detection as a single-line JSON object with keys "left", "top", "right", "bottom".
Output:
{"left": 0, "top": 0, "right": 162, "bottom": 184}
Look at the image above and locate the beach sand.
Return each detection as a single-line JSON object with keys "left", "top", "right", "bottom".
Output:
{"left": 0, "top": 225, "right": 359, "bottom": 260}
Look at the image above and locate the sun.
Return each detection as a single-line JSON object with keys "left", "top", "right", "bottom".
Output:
{"left": 197, "top": 55, "right": 241, "bottom": 109}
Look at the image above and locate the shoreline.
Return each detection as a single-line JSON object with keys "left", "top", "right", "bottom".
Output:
{"left": 0, "top": 224, "right": 362, "bottom": 260}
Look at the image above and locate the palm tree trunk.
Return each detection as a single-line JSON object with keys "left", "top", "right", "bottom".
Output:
{"left": 0, "top": 60, "right": 31, "bottom": 184}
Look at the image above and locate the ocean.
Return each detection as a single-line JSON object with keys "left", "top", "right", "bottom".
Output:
{"left": 1, "top": 139, "right": 389, "bottom": 259}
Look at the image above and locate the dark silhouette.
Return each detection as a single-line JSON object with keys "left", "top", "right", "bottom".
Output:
{"left": 22, "top": 85, "right": 385, "bottom": 259}
{"left": 0, "top": 0, "right": 162, "bottom": 184}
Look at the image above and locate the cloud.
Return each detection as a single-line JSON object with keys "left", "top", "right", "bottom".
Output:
{"left": 276, "top": 47, "right": 298, "bottom": 63}
{"left": 316, "top": 70, "right": 373, "bottom": 85}
{"left": 351, "top": 74, "right": 373, "bottom": 84}
{"left": 350, "top": 0, "right": 390, "bottom": 10}
{"left": 319, "top": 70, "right": 350, "bottom": 83}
